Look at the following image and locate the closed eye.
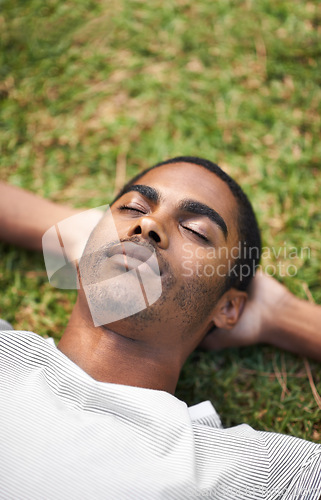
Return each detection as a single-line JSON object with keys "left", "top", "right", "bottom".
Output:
{"left": 118, "top": 204, "right": 147, "bottom": 215}
{"left": 181, "top": 225, "right": 209, "bottom": 242}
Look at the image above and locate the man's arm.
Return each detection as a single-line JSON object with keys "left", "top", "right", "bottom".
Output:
{"left": 0, "top": 182, "right": 80, "bottom": 252}
{"left": 0, "top": 182, "right": 102, "bottom": 258}
{"left": 201, "top": 272, "right": 321, "bottom": 362}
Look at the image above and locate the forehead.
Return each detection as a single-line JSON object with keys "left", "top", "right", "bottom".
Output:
{"left": 134, "top": 162, "right": 239, "bottom": 239}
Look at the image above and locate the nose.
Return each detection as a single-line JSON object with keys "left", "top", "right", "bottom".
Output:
{"left": 127, "top": 216, "right": 169, "bottom": 249}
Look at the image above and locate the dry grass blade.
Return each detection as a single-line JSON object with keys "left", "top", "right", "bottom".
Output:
{"left": 113, "top": 149, "right": 128, "bottom": 197}
{"left": 273, "top": 356, "right": 290, "bottom": 401}
{"left": 301, "top": 283, "right": 321, "bottom": 411}
{"left": 303, "top": 357, "right": 321, "bottom": 411}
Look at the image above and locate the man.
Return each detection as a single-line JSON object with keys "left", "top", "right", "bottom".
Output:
{"left": 0, "top": 156, "right": 320, "bottom": 499}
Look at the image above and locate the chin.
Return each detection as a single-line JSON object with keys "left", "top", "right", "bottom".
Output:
{"left": 81, "top": 272, "right": 164, "bottom": 327}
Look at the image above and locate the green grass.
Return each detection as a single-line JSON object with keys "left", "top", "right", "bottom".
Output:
{"left": 0, "top": 0, "right": 320, "bottom": 441}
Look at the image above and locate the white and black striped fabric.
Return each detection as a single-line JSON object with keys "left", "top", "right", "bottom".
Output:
{"left": 0, "top": 319, "right": 13, "bottom": 330}
{"left": 0, "top": 330, "right": 320, "bottom": 500}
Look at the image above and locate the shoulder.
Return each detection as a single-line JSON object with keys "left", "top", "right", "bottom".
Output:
{"left": 0, "top": 330, "right": 55, "bottom": 373}
{"left": 192, "top": 422, "right": 321, "bottom": 499}
{"left": 0, "top": 329, "right": 52, "bottom": 350}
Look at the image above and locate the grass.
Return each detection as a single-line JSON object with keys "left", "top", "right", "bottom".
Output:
{"left": 0, "top": 0, "right": 320, "bottom": 441}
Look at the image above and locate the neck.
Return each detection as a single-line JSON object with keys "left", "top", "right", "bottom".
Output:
{"left": 57, "top": 299, "right": 181, "bottom": 394}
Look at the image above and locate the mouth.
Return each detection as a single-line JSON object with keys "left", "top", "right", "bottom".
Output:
{"left": 107, "top": 241, "right": 160, "bottom": 276}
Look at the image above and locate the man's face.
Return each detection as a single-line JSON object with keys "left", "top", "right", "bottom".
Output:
{"left": 79, "top": 162, "right": 240, "bottom": 358}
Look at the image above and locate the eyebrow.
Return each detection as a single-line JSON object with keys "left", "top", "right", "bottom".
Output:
{"left": 179, "top": 199, "right": 228, "bottom": 239}
{"left": 123, "top": 185, "right": 228, "bottom": 239}
{"left": 123, "top": 185, "right": 161, "bottom": 204}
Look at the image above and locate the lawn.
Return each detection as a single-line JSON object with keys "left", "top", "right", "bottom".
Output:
{"left": 0, "top": 0, "right": 320, "bottom": 441}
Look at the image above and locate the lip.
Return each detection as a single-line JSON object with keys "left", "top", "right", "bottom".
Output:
{"left": 107, "top": 242, "right": 160, "bottom": 275}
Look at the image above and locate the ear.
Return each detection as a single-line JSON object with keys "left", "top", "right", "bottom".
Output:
{"left": 211, "top": 288, "right": 247, "bottom": 330}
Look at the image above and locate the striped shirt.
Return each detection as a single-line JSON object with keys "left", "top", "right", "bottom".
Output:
{"left": 0, "top": 330, "right": 320, "bottom": 500}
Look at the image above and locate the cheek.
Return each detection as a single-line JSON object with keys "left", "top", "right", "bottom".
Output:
{"left": 178, "top": 243, "right": 230, "bottom": 284}
{"left": 109, "top": 215, "right": 132, "bottom": 241}
{"left": 198, "top": 260, "right": 230, "bottom": 283}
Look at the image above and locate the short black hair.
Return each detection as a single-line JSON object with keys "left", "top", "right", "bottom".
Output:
{"left": 113, "top": 156, "right": 261, "bottom": 292}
